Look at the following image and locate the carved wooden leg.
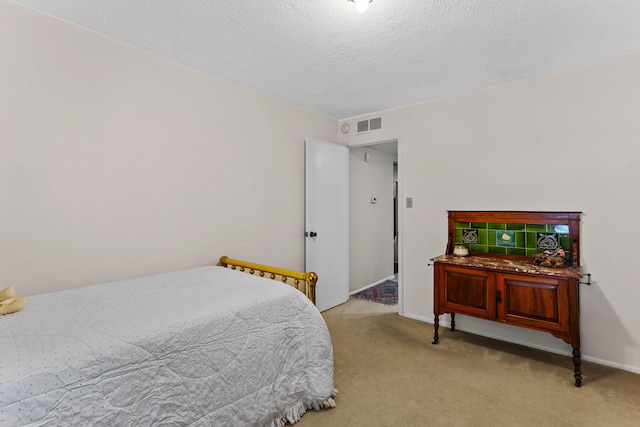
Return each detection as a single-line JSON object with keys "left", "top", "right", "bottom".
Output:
{"left": 573, "top": 347, "right": 582, "bottom": 387}
{"left": 450, "top": 313, "right": 456, "bottom": 331}
{"left": 432, "top": 315, "right": 440, "bottom": 344}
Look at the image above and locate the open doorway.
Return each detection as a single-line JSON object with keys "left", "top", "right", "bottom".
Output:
{"left": 347, "top": 139, "right": 401, "bottom": 313}
{"left": 393, "top": 161, "right": 398, "bottom": 274}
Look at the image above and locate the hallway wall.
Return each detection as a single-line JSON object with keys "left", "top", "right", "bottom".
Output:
{"left": 349, "top": 146, "right": 396, "bottom": 292}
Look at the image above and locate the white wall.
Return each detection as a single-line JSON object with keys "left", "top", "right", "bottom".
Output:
{"left": 0, "top": 1, "right": 336, "bottom": 296}
{"left": 340, "top": 55, "right": 640, "bottom": 374}
{"left": 349, "top": 146, "right": 395, "bottom": 292}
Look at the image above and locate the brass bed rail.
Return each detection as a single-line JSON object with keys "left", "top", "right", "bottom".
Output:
{"left": 219, "top": 256, "right": 318, "bottom": 305}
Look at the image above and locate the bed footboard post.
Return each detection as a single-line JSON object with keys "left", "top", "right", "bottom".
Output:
{"left": 305, "top": 272, "right": 318, "bottom": 305}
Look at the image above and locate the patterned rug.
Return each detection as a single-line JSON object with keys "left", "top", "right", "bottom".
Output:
{"left": 351, "top": 275, "right": 398, "bottom": 306}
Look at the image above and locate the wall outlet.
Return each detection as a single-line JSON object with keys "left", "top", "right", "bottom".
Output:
{"left": 406, "top": 197, "right": 413, "bottom": 208}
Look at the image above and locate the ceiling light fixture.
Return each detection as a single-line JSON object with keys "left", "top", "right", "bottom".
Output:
{"left": 349, "top": 0, "right": 372, "bottom": 14}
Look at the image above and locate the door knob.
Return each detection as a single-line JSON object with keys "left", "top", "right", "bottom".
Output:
{"left": 305, "top": 231, "right": 318, "bottom": 238}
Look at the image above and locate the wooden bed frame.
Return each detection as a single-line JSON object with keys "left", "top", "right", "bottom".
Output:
{"left": 219, "top": 256, "right": 318, "bottom": 304}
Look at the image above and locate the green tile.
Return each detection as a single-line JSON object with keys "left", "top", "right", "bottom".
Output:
{"left": 526, "top": 232, "right": 538, "bottom": 249}
{"left": 489, "top": 246, "right": 506, "bottom": 254}
{"left": 547, "top": 224, "right": 558, "bottom": 232}
{"left": 488, "top": 223, "right": 506, "bottom": 230}
{"left": 455, "top": 229, "right": 463, "bottom": 244}
{"left": 526, "top": 224, "right": 546, "bottom": 232}
{"left": 455, "top": 222, "right": 470, "bottom": 229}
{"left": 477, "top": 229, "right": 488, "bottom": 245}
{"left": 559, "top": 235, "right": 570, "bottom": 250}
{"left": 526, "top": 249, "right": 541, "bottom": 257}
{"left": 488, "top": 230, "right": 497, "bottom": 245}
{"left": 507, "top": 248, "right": 526, "bottom": 256}
{"left": 471, "top": 222, "right": 487, "bottom": 229}
{"left": 507, "top": 223, "right": 526, "bottom": 230}
{"left": 470, "top": 244, "right": 488, "bottom": 253}
{"left": 515, "top": 231, "right": 525, "bottom": 248}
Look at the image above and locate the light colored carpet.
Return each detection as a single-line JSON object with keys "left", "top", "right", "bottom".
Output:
{"left": 297, "top": 298, "right": 640, "bottom": 426}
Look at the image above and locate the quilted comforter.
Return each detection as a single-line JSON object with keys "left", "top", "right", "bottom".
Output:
{"left": 0, "top": 266, "right": 335, "bottom": 426}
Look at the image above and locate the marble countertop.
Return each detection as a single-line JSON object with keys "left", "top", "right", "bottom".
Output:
{"left": 430, "top": 254, "right": 583, "bottom": 279}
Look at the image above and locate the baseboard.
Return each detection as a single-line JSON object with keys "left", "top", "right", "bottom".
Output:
{"left": 400, "top": 312, "right": 432, "bottom": 323}
{"left": 350, "top": 274, "right": 396, "bottom": 296}
{"left": 580, "top": 355, "right": 640, "bottom": 375}
{"left": 451, "top": 325, "right": 640, "bottom": 374}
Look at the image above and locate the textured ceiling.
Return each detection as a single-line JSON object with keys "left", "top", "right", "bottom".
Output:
{"left": 11, "top": 0, "right": 640, "bottom": 119}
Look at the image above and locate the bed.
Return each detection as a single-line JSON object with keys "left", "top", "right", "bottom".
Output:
{"left": 0, "top": 257, "right": 336, "bottom": 426}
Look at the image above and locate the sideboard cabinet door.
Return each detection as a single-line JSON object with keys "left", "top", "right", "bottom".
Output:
{"left": 497, "top": 273, "right": 569, "bottom": 334}
{"left": 438, "top": 264, "right": 496, "bottom": 319}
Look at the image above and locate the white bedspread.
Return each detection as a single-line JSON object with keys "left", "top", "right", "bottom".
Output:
{"left": 0, "top": 266, "right": 335, "bottom": 426}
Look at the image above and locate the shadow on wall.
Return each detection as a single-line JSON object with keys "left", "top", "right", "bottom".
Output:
{"left": 579, "top": 267, "right": 633, "bottom": 371}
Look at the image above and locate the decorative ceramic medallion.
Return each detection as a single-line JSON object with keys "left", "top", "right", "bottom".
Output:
{"left": 462, "top": 229, "right": 478, "bottom": 244}
{"left": 537, "top": 233, "right": 559, "bottom": 250}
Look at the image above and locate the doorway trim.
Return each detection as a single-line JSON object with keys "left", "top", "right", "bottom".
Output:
{"left": 347, "top": 133, "right": 403, "bottom": 315}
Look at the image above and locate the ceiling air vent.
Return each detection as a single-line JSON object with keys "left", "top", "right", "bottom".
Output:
{"left": 357, "top": 117, "right": 382, "bottom": 133}
{"left": 369, "top": 117, "right": 382, "bottom": 131}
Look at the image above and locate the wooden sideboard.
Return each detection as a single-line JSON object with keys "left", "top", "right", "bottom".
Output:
{"left": 431, "top": 211, "right": 584, "bottom": 386}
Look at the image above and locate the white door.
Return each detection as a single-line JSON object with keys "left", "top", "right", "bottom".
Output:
{"left": 305, "top": 137, "right": 349, "bottom": 312}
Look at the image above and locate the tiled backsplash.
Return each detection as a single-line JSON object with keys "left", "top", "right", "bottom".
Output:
{"left": 454, "top": 222, "right": 570, "bottom": 256}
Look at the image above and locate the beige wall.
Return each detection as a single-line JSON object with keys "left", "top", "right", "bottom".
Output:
{"left": 340, "top": 54, "right": 640, "bottom": 373}
{"left": 349, "top": 146, "right": 395, "bottom": 292}
{"left": 0, "top": 1, "right": 336, "bottom": 296}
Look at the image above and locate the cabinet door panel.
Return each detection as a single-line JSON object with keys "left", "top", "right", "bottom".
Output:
{"left": 499, "top": 274, "right": 569, "bottom": 332}
{"left": 440, "top": 265, "right": 495, "bottom": 318}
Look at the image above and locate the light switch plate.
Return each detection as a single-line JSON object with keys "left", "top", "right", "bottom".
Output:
{"left": 406, "top": 197, "right": 413, "bottom": 208}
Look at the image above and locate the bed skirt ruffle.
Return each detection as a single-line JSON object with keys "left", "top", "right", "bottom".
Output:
{"left": 269, "top": 390, "right": 338, "bottom": 427}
